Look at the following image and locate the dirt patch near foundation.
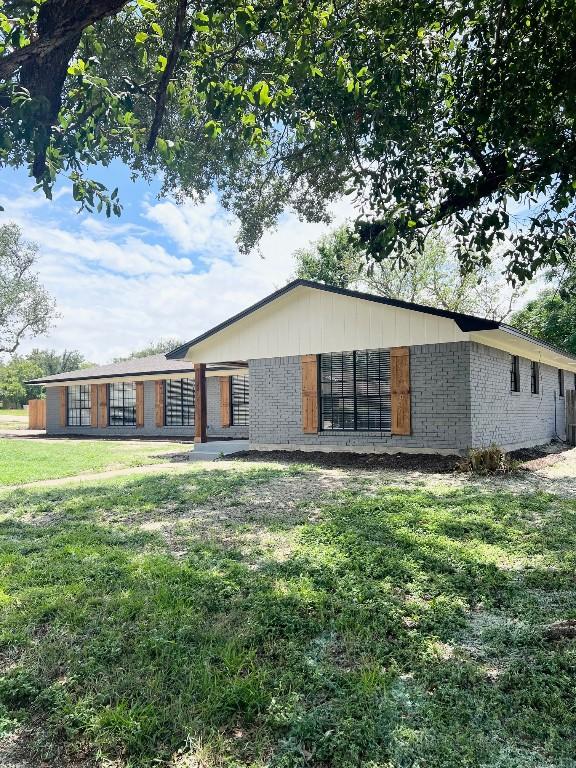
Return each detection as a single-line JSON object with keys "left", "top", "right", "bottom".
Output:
{"left": 233, "top": 449, "right": 460, "bottom": 473}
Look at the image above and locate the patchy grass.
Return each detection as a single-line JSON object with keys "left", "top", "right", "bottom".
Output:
{"left": 0, "top": 438, "right": 192, "bottom": 485}
{"left": 0, "top": 466, "right": 574, "bottom": 767}
{"left": 0, "top": 410, "right": 28, "bottom": 432}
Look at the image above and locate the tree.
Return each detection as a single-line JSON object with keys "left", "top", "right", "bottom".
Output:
{"left": 294, "top": 228, "right": 522, "bottom": 320}
{"left": 113, "top": 338, "right": 182, "bottom": 362}
{"left": 1, "top": 1, "right": 575, "bottom": 280}
{"left": 25, "top": 348, "right": 90, "bottom": 375}
{"left": 293, "top": 228, "right": 361, "bottom": 289}
{"left": 0, "top": 356, "right": 42, "bottom": 407}
{"left": 509, "top": 237, "right": 576, "bottom": 354}
{"left": 0, "top": 223, "right": 57, "bottom": 355}
{"left": 509, "top": 292, "right": 576, "bottom": 356}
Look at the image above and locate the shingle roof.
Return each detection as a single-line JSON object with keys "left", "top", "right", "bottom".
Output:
{"left": 26, "top": 354, "right": 197, "bottom": 385}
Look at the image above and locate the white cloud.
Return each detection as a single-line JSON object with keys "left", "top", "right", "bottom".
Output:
{"left": 8, "top": 186, "right": 356, "bottom": 362}
{"left": 145, "top": 193, "right": 240, "bottom": 257}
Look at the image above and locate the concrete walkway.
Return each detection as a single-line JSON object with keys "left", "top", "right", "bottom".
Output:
{"left": 189, "top": 439, "right": 248, "bottom": 460}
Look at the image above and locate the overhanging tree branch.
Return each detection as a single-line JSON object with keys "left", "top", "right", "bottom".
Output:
{"left": 146, "top": 0, "right": 189, "bottom": 151}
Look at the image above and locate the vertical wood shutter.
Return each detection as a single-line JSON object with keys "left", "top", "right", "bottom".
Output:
{"left": 220, "top": 376, "right": 231, "bottom": 428}
{"left": 59, "top": 386, "right": 67, "bottom": 427}
{"left": 135, "top": 382, "right": 144, "bottom": 428}
{"left": 391, "top": 346, "right": 411, "bottom": 435}
{"left": 155, "top": 380, "right": 165, "bottom": 427}
{"left": 301, "top": 354, "right": 319, "bottom": 433}
{"left": 98, "top": 383, "right": 108, "bottom": 427}
{"left": 90, "top": 384, "right": 98, "bottom": 427}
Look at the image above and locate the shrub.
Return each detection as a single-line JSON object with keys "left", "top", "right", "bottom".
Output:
{"left": 457, "top": 444, "right": 513, "bottom": 475}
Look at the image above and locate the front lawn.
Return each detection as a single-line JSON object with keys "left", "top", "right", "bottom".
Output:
{"left": 0, "top": 464, "right": 574, "bottom": 767}
{"left": 0, "top": 410, "right": 28, "bottom": 432}
{"left": 0, "top": 438, "right": 190, "bottom": 485}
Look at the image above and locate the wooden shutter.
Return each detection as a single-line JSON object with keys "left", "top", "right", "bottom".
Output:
{"left": 391, "top": 346, "right": 411, "bottom": 435}
{"left": 136, "top": 382, "right": 144, "bottom": 428}
{"left": 59, "top": 386, "right": 67, "bottom": 427}
{"left": 98, "top": 383, "right": 108, "bottom": 427}
{"left": 155, "top": 380, "right": 165, "bottom": 427}
{"left": 220, "top": 376, "right": 231, "bottom": 428}
{"left": 301, "top": 354, "right": 319, "bottom": 433}
{"left": 90, "top": 384, "right": 98, "bottom": 427}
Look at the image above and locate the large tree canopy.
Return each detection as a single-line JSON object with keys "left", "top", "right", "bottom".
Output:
{"left": 1, "top": 0, "right": 575, "bottom": 280}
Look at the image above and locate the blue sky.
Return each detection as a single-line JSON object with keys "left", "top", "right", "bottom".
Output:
{"left": 1, "top": 163, "right": 354, "bottom": 363}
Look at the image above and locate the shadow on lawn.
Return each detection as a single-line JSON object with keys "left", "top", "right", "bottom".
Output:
{"left": 0, "top": 471, "right": 574, "bottom": 767}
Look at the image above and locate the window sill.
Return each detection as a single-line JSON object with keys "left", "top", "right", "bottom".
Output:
{"left": 319, "top": 430, "right": 393, "bottom": 436}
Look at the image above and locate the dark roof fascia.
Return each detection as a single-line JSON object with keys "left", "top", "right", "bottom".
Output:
{"left": 25, "top": 360, "right": 250, "bottom": 386}
{"left": 166, "top": 279, "right": 500, "bottom": 359}
{"left": 26, "top": 366, "right": 197, "bottom": 386}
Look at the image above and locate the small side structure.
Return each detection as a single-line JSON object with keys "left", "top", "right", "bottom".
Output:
{"left": 29, "top": 354, "right": 249, "bottom": 441}
{"left": 167, "top": 280, "right": 576, "bottom": 455}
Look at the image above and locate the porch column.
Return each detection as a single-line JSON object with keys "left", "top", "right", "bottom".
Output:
{"left": 194, "top": 363, "right": 207, "bottom": 443}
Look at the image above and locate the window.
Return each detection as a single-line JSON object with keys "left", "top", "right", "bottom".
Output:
{"left": 108, "top": 382, "right": 136, "bottom": 426}
{"left": 231, "top": 375, "right": 249, "bottom": 426}
{"left": 510, "top": 355, "right": 520, "bottom": 392}
{"left": 320, "top": 349, "right": 391, "bottom": 431}
{"left": 558, "top": 369, "right": 565, "bottom": 397}
{"left": 530, "top": 361, "right": 540, "bottom": 395}
{"left": 67, "top": 384, "right": 91, "bottom": 426}
{"left": 165, "top": 378, "right": 195, "bottom": 426}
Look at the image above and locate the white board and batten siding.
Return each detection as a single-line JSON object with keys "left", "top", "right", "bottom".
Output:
{"left": 183, "top": 285, "right": 468, "bottom": 364}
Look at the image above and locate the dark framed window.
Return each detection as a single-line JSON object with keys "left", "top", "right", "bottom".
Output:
{"left": 530, "top": 361, "right": 540, "bottom": 395}
{"left": 67, "top": 384, "right": 91, "bottom": 426}
{"left": 558, "top": 369, "right": 565, "bottom": 397}
{"left": 510, "top": 355, "right": 520, "bottom": 392}
{"left": 231, "top": 375, "right": 249, "bottom": 426}
{"left": 108, "top": 382, "right": 136, "bottom": 426}
{"left": 165, "top": 378, "right": 195, "bottom": 426}
{"left": 320, "top": 349, "right": 391, "bottom": 431}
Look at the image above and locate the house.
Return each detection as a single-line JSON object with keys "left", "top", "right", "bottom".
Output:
{"left": 30, "top": 280, "right": 576, "bottom": 454}
{"left": 30, "top": 354, "right": 249, "bottom": 440}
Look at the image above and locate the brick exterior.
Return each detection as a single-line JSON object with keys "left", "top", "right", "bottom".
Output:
{"left": 44, "top": 343, "right": 573, "bottom": 454}
{"left": 248, "top": 342, "right": 473, "bottom": 454}
{"left": 470, "top": 342, "right": 570, "bottom": 450}
{"left": 46, "top": 377, "right": 248, "bottom": 439}
{"left": 248, "top": 342, "right": 573, "bottom": 454}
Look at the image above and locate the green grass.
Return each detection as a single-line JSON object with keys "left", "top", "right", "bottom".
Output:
{"left": 0, "top": 409, "right": 28, "bottom": 432}
{"left": 0, "top": 438, "right": 191, "bottom": 485}
{"left": 0, "top": 466, "right": 574, "bottom": 767}
{"left": 0, "top": 409, "right": 27, "bottom": 418}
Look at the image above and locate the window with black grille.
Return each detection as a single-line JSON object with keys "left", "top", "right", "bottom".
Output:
{"left": 165, "top": 378, "right": 195, "bottom": 426}
{"left": 231, "top": 375, "right": 249, "bottom": 426}
{"left": 530, "top": 361, "right": 540, "bottom": 395}
{"left": 67, "top": 384, "right": 91, "bottom": 426}
{"left": 558, "top": 369, "right": 565, "bottom": 397}
{"left": 108, "top": 382, "right": 136, "bottom": 426}
{"left": 320, "top": 349, "right": 391, "bottom": 431}
{"left": 510, "top": 355, "right": 520, "bottom": 392}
